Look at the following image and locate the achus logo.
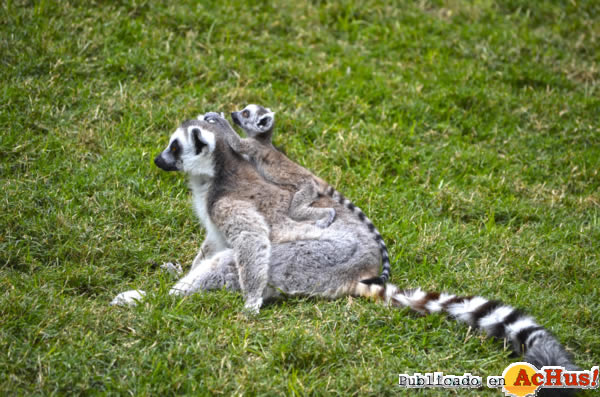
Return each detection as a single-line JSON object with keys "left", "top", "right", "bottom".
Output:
{"left": 486, "top": 362, "right": 599, "bottom": 397}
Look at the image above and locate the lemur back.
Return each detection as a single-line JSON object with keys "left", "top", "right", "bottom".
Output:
{"left": 225, "top": 105, "right": 391, "bottom": 285}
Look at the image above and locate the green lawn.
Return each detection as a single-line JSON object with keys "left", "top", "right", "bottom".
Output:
{"left": 1, "top": 0, "right": 599, "bottom": 395}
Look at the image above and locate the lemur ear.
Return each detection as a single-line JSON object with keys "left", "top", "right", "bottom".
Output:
{"left": 190, "top": 127, "right": 207, "bottom": 155}
{"left": 189, "top": 127, "right": 216, "bottom": 154}
{"left": 257, "top": 112, "right": 275, "bottom": 131}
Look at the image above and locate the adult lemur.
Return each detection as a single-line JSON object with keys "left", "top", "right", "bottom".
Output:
{"left": 153, "top": 117, "right": 382, "bottom": 312}
{"left": 114, "top": 115, "right": 578, "bottom": 396}
{"left": 205, "top": 105, "right": 391, "bottom": 285}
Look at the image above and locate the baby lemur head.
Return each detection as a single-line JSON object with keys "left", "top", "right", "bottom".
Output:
{"left": 231, "top": 104, "right": 275, "bottom": 140}
{"left": 154, "top": 118, "right": 222, "bottom": 177}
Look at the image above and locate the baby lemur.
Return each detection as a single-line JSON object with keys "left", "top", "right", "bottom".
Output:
{"left": 224, "top": 105, "right": 336, "bottom": 229}
{"left": 203, "top": 105, "right": 391, "bottom": 285}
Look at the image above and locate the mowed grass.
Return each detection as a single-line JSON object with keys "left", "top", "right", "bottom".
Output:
{"left": 1, "top": 0, "right": 599, "bottom": 395}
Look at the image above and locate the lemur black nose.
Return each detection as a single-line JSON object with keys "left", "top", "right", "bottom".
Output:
{"left": 154, "top": 153, "right": 179, "bottom": 172}
{"left": 231, "top": 112, "right": 240, "bottom": 126}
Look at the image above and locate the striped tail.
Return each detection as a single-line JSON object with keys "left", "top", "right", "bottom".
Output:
{"left": 325, "top": 186, "right": 391, "bottom": 285}
{"left": 358, "top": 284, "right": 579, "bottom": 376}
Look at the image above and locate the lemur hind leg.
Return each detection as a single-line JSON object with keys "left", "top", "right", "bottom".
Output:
{"left": 169, "top": 249, "right": 239, "bottom": 296}
{"left": 288, "top": 180, "right": 336, "bottom": 228}
{"left": 169, "top": 230, "right": 379, "bottom": 304}
{"left": 264, "top": 229, "right": 380, "bottom": 300}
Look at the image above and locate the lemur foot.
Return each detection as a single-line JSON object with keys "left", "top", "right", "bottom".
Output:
{"left": 160, "top": 262, "right": 183, "bottom": 277}
{"left": 315, "top": 208, "right": 336, "bottom": 229}
{"left": 243, "top": 297, "right": 263, "bottom": 315}
{"left": 110, "top": 290, "right": 146, "bottom": 307}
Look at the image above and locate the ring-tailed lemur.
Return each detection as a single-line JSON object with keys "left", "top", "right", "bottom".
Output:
{"left": 115, "top": 114, "right": 578, "bottom": 396}
{"left": 202, "top": 105, "right": 391, "bottom": 285}
{"left": 153, "top": 117, "right": 382, "bottom": 312}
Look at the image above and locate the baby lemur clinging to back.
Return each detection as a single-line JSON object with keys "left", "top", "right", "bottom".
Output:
{"left": 215, "top": 105, "right": 336, "bottom": 229}
{"left": 206, "top": 105, "right": 391, "bottom": 285}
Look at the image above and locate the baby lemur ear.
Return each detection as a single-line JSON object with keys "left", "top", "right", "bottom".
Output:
{"left": 257, "top": 112, "right": 275, "bottom": 131}
{"left": 190, "top": 127, "right": 207, "bottom": 155}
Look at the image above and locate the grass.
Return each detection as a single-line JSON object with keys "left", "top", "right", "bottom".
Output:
{"left": 1, "top": 0, "right": 599, "bottom": 395}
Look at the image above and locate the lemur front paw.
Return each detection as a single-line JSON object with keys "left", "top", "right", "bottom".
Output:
{"left": 110, "top": 290, "right": 146, "bottom": 307}
{"left": 243, "top": 297, "right": 263, "bottom": 315}
{"left": 160, "top": 262, "right": 183, "bottom": 277}
{"left": 315, "top": 208, "right": 336, "bottom": 228}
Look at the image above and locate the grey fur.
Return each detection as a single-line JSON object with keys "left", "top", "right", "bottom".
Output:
{"left": 205, "top": 106, "right": 391, "bottom": 284}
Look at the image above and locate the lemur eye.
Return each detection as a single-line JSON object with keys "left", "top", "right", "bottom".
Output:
{"left": 242, "top": 110, "right": 250, "bottom": 118}
{"left": 170, "top": 140, "right": 179, "bottom": 153}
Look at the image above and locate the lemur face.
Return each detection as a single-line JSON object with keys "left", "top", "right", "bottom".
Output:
{"left": 154, "top": 119, "right": 216, "bottom": 177}
{"left": 231, "top": 104, "right": 275, "bottom": 137}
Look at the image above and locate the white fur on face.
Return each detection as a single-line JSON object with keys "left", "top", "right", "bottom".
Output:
{"left": 179, "top": 126, "right": 216, "bottom": 177}
{"left": 110, "top": 290, "right": 146, "bottom": 306}
{"left": 168, "top": 127, "right": 183, "bottom": 144}
{"left": 245, "top": 104, "right": 273, "bottom": 115}
{"left": 167, "top": 125, "right": 215, "bottom": 153}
